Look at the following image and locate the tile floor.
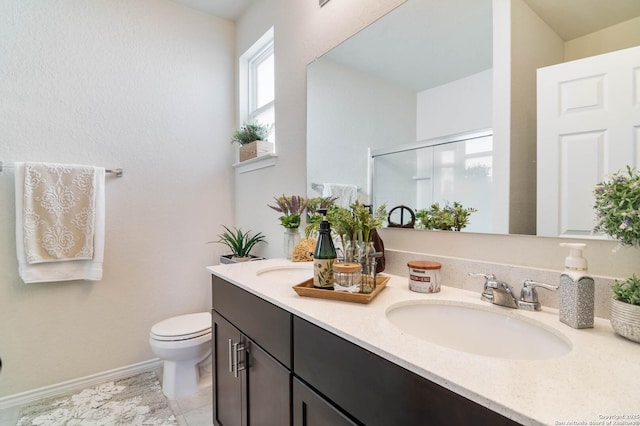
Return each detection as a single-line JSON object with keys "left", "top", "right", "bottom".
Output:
{"left": 0, "top": 369, "right": 213, "bottom": 426}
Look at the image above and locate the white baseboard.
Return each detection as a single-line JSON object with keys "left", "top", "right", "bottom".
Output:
{"left": 0, "top": 358, "right": 163, "bottom": 410}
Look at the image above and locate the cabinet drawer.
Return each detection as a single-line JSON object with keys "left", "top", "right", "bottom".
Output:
{"left": 293, "top": 316, "right": 518, "bottom": 426}
{"left": 212, "top": 276, "right": 292, "bottom": 368}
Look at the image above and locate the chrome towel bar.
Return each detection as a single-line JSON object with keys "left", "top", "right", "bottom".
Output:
{"left": 0, "top": 161, "right": 123, "bottom": 177}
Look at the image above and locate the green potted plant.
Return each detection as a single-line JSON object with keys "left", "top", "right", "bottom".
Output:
{"left": 211, "top": 226, "right": 266, "bottom": 264}
{"left": 304, "top": 196, "right": 338, "bottom": 237}
{"left": 268, "top": 195, "right": 308, "bottom": 259}
{"left": 231, "top": 122, "right": 273, "bottom": 162}
{"left": 593, "top": 166, "right": 640, "bottom": 343}
{"left": 610, "top": 275, "right": 640, "bottom": 343}
{"left": 415, "top": 201, "right": 477, "bottom": 231}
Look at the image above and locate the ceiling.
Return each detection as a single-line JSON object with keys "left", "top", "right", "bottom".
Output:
{"left": 170, "top": 0, "right": 254, "bottom": 21}
{"left": 522, "top": 0, "right": 640, "bottom": 40}
{"left": 170, "top": 0, "right": 640, "bottom": 36}
{"left": 170, "top": 0, "right": 640, "bottom": 91}
{"left": 324, "top": 0, "right": 493, "bottom": 92}
{"left": 321, "top": 0, "right": 640, "bottom": 92}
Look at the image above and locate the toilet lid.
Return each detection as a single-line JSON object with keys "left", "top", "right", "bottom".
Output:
{"left": 150, "top": 312, "right": 211, "bottom": 341}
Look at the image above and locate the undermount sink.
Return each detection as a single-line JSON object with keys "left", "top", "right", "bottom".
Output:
{"left": 386, "top": 302, "right": 571, "bottom": 360}
{"left": 256, "top": 264, "right": 314, "bottom": 284}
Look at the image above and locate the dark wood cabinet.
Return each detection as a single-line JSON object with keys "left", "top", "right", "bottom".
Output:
{"left": 293, "top": 316, "right": 519, "bottom": 426}
{"left": 293, "top": 378, "right": 358, "bottom": 426}
{"left": 212, "top": 275, "right": 520, "bottom": 426}
{"left": 212, "top": 277, "right": 292, "bottom": 426}
{"left": 212, "top": 311, "right": 290, "bottom": 426}
{"left": 212, "top": 311, "right": 244, "bottom": 426}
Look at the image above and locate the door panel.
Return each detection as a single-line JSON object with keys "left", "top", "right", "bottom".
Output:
{"left": 213, "top": 311, "right": 245, "bottom": 426}
{"left": 293, "top": 378, "right": 358, "bottom": 426}
{"left": 537, "top": 45, "right": 640, "bottom": 237}
{"left": 246, "top": 341, "right": 290, "bottom": 426}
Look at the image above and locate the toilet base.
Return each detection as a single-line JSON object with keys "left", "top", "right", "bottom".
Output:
{"left": 152, "top": 339, "right": 212, "bottom": 400}
{"left": 162, "top": 360, "right": 198, "bottom": 400}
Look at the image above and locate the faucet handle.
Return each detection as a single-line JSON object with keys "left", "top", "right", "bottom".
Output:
{"left": 468, "top": 272, "right": 496, "bottom": 286}
{"left": 519, "top": 280, "right": 558, "bottom": 311}
{"left": 468, "top": 273, "right": 498, "bottom": 303}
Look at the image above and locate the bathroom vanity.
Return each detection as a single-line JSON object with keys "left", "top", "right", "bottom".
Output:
{"left": 208, "top": 259, "right": 640, "bottom": 426}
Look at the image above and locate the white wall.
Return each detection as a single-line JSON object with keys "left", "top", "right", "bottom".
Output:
{"left": 235, "top": 0, "right": 406, "bottom": 259}
{"left": 237, "top": 0, "right": 638, "bottom": 279}
{"left": 0, "top": 0, "right": 235, "bottom": 396}
{"left": 416, "top": 69, "right": 493, "bottom": 140}
{"left": 307, "top": 58, "right": 416, "bottom": 202}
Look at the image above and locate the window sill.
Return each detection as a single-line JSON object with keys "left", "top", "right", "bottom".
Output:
{"left": 233, "top": 153, "right": 278, "bottom": 174}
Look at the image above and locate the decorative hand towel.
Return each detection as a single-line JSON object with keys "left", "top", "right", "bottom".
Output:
{"left": 22, "top": 162, "right": 96, "bottom": 263}
{"left": 322, "top": 183, "right": 358, "bottom": 208}
{"left": 15, "top": 162, "right": 106, "bottom": 283}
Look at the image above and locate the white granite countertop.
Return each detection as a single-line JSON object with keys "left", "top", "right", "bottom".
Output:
{"left": 207, "top": 258, "right": 640, "bottom": 426}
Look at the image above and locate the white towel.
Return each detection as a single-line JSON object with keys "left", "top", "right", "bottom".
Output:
{"left": 15, "top": 162, "right": 106, "bottom": 283}
{"left": 322, "top": 183, "right": 358, "bottom": 208}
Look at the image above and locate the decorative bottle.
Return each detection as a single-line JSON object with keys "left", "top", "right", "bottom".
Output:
{"left": 559, "top": 243, "right": 594, "bottom": 329}
{"left": 313, "top": 209, "right": 337, "bottom": 289}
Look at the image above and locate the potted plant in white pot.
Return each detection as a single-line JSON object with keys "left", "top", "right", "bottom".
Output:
{"left": 267, "top": 195, "right": 307, "bottom": 259}
{"left": 231, "top": 122, "right": 273, "bottom": 162}
{"left": 211, "top": 226, "right": 266, "bottom": 264}
{"left": 593, "top": 166, "right": 640, "bottom": 342}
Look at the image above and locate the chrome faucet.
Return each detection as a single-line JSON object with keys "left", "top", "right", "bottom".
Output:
{"left": 469, "top": 273, "right": 559, "bottom": 311}
{"left": 518, "top": 280, "right": 558, "bottom": 311}
{"left": 468, "top": 273, "right": 519, "bottom": 309}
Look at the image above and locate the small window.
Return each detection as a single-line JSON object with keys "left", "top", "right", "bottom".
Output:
{"left": 240, "top": 28, "right": 275, "bottom": 143}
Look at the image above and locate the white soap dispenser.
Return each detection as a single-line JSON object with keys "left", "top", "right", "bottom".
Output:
{"left": 559, "top": 243, "right": 594, "bottom": 329}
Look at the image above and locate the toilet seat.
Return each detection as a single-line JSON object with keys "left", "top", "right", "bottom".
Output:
{"left": 150, "top": 312, "right": 211, "bottom": 342}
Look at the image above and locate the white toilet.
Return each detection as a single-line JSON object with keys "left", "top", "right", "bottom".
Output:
{"left": 149, "top": 312, "right": 212, "bottom": 400}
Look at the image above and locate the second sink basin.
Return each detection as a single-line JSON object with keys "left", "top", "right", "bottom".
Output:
{"left": 386, "top": 301, "right": 571, "bottom": 360}
{"left": 256, "top": 264, "right": 314, "bottom": 284}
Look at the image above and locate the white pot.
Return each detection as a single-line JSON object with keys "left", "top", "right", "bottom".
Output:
{"left": 610, "top": 298, "right": 640, "bottom": 343}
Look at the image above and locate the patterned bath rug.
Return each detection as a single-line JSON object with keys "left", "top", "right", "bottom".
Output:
{"left": 16, "top": 371, "right": 177, "bottom": 425}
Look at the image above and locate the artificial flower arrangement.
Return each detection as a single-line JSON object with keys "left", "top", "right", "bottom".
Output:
{"left": 593, "top": 165, "right": 640, "bottom": 249}
{"left": 414, "top": 201, "right": 477, "bottom": 231}
{"left": 268, "top": 195, "right": 308, "bottom": 229}
{"left": 304, "top": 196, "right": 339, "bottom": 232}
{"left": 305, "top": 201, "right": 387, "bottom": 263}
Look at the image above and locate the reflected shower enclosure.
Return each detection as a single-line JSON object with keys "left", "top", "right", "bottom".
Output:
{"left": 370, "top": 130, "right": 493, "bottom": 233}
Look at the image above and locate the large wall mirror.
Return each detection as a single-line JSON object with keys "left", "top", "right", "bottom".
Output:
{"left": 306, "top": 0, "right": 640, "bottom": 237}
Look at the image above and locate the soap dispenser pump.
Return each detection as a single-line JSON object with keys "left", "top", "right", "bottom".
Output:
{"left": 559, "top": 243, "right": 594, "bottom": 329}
{"left": 313, "top": 208, "right": 337, "bottom": 289}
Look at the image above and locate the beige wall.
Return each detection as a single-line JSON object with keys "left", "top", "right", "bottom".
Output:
{"left": 566, "top": 15, "right": 640, "bottom": 61}
{"left": 0, "top": 1, "right": 235, "bottom": 396}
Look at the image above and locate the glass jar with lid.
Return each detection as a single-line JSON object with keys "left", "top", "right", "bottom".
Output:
{"left": 333, "top": 262, "right": 362, "bottom": 293}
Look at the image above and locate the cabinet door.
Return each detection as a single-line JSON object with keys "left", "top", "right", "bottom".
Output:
{"left": 246, "top": 340, "right": 290, "bottom": 426}
{"left": 213, "top": 311, "right": 246, "bottom": 426}
{"left": 294, "top": 316, "right": 518, "bottom": 425}
{"left": 293, "top": 378, "right": 357, "bottom": 426}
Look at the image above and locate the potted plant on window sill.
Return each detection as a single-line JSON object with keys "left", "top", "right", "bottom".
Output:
{"left": 593, "top": 166, "right": 640, "bottom": 343}
{"left": 211, "top": 226, "right": 266, "bottom": 264}
{"left": 232, "top": 122, "right": 273, "bottom": 162}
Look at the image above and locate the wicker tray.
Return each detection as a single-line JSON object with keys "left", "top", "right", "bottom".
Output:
{"left": 292, "top": 275, "right": 390, "bottom": 304}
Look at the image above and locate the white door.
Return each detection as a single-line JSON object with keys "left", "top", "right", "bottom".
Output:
{"left": 537, "top": 45, "right": 640, "bottom": 238}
